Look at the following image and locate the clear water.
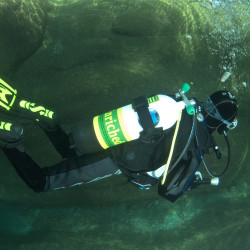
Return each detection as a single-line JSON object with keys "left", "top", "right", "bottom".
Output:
{"left": 0, "top": 0, "right": 249, "bottom": 249}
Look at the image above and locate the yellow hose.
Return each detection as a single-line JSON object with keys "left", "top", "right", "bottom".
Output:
{"left": 161, "top": 109, "right": 182, "bottom": 185}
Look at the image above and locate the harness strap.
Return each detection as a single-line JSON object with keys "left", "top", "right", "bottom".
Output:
{"left": 132, "top": 96, "right": 155, "bottom": 132}
{"left": 132, "top": 96, "right": 163, "bottom": 142}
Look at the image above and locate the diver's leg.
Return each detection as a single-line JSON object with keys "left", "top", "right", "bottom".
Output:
{"left": 0, "top": 118, "right": 45, "bottom": 191}
{"left": 2, "top": 141, "right": 120, "bottom": 192}
{"left": 40, "top": 124, "right": 76, "bottom": 158}
{"left": 0, "top": 119, "right": 46, "bottom": 192}
{"left": 0, "top": 119, "right": 24, "bottom": 149}
{"left": 0, "top": 77, "right": 74, "bottom": 158}
{"left": 2, "top": 147, "right": 46, "bottom": 192}
{"left": 43, "top": 150, "right": 121, "bottom": 191}
{"left": 1, "top": 119, "right": 120, "bottom": 192}
{"left": 14, "top": 98, "right": 75, "bottom": 159}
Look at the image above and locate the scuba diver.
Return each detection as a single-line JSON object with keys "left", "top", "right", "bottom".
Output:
{"left": 0, "top": 77, "right": 238, "bottom": 202}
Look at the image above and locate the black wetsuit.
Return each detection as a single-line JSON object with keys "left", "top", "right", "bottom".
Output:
{"left": 2, "top": 125, "right": 119, "bottom": 192}
{"left": 2, "top": 109, "right": 212, "bottom": 201}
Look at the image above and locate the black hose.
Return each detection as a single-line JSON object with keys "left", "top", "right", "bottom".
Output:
{"left": 199, "top": 131, "right": 231, "bottom": 178}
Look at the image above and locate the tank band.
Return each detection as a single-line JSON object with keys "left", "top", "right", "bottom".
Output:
{"left": 93, "top": 108, "right": 131, "bottom": 149}
{"left": 93, "top": 95, "right": 159, "bottom": 149}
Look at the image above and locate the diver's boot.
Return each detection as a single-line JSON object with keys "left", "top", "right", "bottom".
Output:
{"left": 0, "top": 119, "right": 24, "bottom": 149}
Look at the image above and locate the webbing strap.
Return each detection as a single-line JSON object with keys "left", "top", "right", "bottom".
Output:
{"left": 132, "top": 96, "right": 155, "bottom": 132}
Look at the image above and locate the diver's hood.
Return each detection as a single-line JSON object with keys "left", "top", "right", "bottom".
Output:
{"left": 204, "top": 90, "right": 238, "bottom": 134}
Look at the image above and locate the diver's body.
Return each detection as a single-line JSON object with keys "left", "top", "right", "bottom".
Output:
{"left": 2, "top": 109, "right": 203, "bottom": 193}
{"left": 0, "top": 78, "right": 238, "bottom": 202}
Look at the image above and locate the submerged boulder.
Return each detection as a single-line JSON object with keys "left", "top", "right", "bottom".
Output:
{"left": 0, "top": 1, "right": 250, "bottom": 249}
{"left": 0, "top": 0, "right": 47, "bottom": 75}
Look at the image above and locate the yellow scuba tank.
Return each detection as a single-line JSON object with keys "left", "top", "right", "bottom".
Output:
{"left": 71, "top": 94, "right": 187, "bottom": 155}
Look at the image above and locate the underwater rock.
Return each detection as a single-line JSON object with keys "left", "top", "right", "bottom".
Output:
{"left": 0, "top": 0, "right": 248, "bottom": 206}
{"left": 0, "top": 1, "right": 250, "bottom": 249}
{"left": 0, "top": 0, "right": 47, "bottom": 75}
{"left": 111, "top": 7, "right": 158, "bottom": 37}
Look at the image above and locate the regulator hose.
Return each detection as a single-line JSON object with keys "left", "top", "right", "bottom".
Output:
{"left": 197, "top": 130, "right": 231, "bottom": 178}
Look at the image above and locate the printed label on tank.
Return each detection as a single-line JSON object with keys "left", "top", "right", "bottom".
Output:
{"left": 147, "top": 95, "right": 159, "bottom": 104}
{"left": 93, "top": 95, "right": 159, "bottom": 149}
{"left": 93, "top": 108, "right": 129, "bottom": 149}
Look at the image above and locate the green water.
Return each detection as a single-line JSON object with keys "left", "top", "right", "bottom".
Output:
{"left": 0, "top": 0, "right": 250, "bottom": 249}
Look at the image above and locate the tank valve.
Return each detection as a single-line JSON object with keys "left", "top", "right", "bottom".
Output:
{"left": 176, "top": 83, "right": 195, "bottom": 115}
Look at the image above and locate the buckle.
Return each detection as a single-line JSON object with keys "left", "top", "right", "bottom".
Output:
{"left": 139, "top": 127, "right": 163, "bottom": 144}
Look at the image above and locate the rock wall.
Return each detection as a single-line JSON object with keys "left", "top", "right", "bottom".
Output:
{"left": 0, "top": 0, "right": 250, "bottom": 249}
{"left": 0, "top": 0, "right": 47, "bottom": 75}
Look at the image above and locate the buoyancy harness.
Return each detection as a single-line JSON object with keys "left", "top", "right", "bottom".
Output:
{"left": 158, "top": 108, "right": 213, "bottom": 202}
{"left": 111, "top": 89, "right": 199, "bottom": 187}
{"left": 157, "top": 99, "right": 235, "bottom": 202}
{"left": 112, "top": 106, "right": 201, "bottom": 188}
{"left": 112, "top": 92, "right": 217, "bottom": 201}
{"left": 158, "top": 150, "right": 202, "bottom": 202}
{"left": 70, "top": 83, "right": 232, "bottom": 201}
